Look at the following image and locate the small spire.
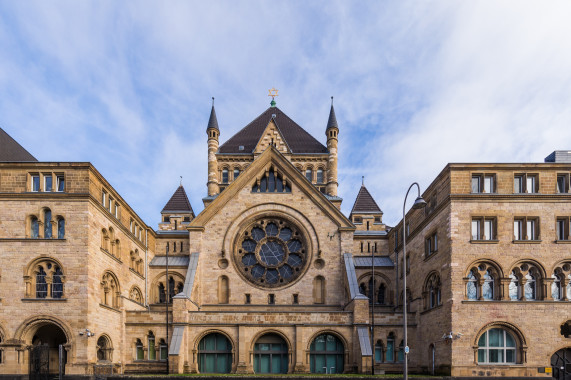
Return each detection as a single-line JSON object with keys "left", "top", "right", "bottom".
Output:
{"left": 180, "top": 176, "right": 183, "bottom": 186}
{"left": 362, "top": 176, "right": 364, "bottom": 186}
{"left": 207, "top": 98, "right": 219, "bottom": 131}
{"left": 326, "top": 98, "right": 338, "bottom": 131}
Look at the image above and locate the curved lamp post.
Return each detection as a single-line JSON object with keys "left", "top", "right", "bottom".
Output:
{"left": 402, "top": 183, "right": 426, "bottom": 380}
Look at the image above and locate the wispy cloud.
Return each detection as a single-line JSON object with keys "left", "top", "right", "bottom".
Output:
{"left": 1, "top": 1, "right": 570, "bottom": 226}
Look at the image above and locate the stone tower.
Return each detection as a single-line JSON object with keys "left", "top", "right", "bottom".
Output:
{"left": 325, "top": 98, "right": 339, "bottom": 196}
{"left": 206, "top": 99, "right": 220, "bottom": 196}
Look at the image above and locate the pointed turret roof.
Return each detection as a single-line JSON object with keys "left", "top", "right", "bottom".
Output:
{"left": 218, "top": 107, "right": 327, "bottom": 154}
{"left": 350, "top": 185, "right": 382, "bottom": 215}
{"left": 0, "top": 127, "right": 37, "bottom": 162}
{"left": 207, "top": 104, "right": 219, "bottom": 131}
{"left": 161, "top": 185, "right": 194, "bottom": 214}
{"left": 326, "top": 104, "right": 338, "bottom": 131}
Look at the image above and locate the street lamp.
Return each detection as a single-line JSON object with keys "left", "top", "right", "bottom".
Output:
{"left": 402, "top": 183, "right": 426, "bottom": 380}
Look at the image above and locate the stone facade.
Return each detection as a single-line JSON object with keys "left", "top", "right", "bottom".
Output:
{"left": 0, "top": 110, "right": 569, "bottom": 378}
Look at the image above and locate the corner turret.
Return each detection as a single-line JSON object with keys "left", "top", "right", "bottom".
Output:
{"left": 206, "top": 98, "right": 220, "bottom": 196}
{"left": 326, "top": 97, "right": 339, "bottom": 196}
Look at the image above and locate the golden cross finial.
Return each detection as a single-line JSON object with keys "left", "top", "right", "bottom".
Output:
{"left": 268, "top": 88, "right": 279, "bottom": 98}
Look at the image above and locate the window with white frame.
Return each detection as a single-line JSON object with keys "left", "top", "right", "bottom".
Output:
{"left": 56, "top": 174, "right": 65, "bottom": 192}
{"left": 477, "top": 328, "right": 516, "bottom": 364}
{"left": 102, "top": 190, "right": 107, "bottom": 207}
{"left": 44, "top": 174, "right": 53, "bottom": 192}
{"left": 471, "top": 217, "right": 496, "bottom": 240}
{"left": 472, "top": 174, "right": 496, "bottom": 193}
{"left": 514, "top": 173, "right": 538, "bottom": 193}
{"left": 31, "top": 174, "right": 40, "bottom": 192}
{"left": 221, "top": 168, "right": 229, "bottom": 184}
{"left": 513, "top": 217, "right": 539, "bottom": 241}
{"left": 316, "top": 169, "right": 324, "bottom": 184}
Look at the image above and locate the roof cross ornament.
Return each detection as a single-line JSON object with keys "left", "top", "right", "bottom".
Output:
{"left": 180, "top": 176, "right": 183, "bottom": 186}
{"left": 268, "top": 87, "right": 278, "bottom": 107}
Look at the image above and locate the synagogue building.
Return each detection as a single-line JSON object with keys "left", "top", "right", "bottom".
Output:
{"left": 0, "top": 100, "right": 569, "bottom": 378}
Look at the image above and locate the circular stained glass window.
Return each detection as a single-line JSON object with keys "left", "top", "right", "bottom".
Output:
{"left": 236, "top": 218, "right": 308, "bottom": 287}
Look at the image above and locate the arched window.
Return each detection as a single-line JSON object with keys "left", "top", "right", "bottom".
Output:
{"left": 135, "top": 339, "right": 144, "bottom": 360}
{"left": 218, "top": 276, "right": 229, "bottom": 304}
{"left": 52, "top": 266, "right": 63, "bottom": 299}
{"left": 233, "top": 168, "right": 240, "bottom": 180}
{"left": 148, "top": 332, "right": 156, "bottom": 360}
{"left": 36, "top": 266, "right": 48, "bottom": 298}
{"left": 159, "top": 339, "right": 168, "bottom": 361}
{"left": 386, "top": 333, "right": 395, "bottom": 362}
{"left": 509, "top": 271, "right": 520, "bottom": 300}
{"left": 316, "top": 169, "right": 324, "bottom": 184}
{"left": 198, "top": 333, "right": 232, "bottom": 373}
{"left": 101, "top": 272, "right": 120, "bottom": 308}
{"left": 43, "top": 209, "right": 52, "bottom": 238}
{"left": 425, "top": 272, "right": 441, "bottom": 309}
{"left": 252, "top": 166, "right": 291, "bottom": 193}
{"left": 524, "top": 272, "right": 536, "bottom": 300}
{"left": 305, "top": 169, "right": 313, "bottom": 182}
{"left": 222, "top": 169, "right": 229, "bottom": 184}
{"left": 374, "top": 340, "right": 383, "bottom": 363}
{"left": 57, "top": 218, "right": 65, "bottom": 239}
{"left": 31, "top": 216, "right": 39, "bottom": 239}
{"left": 482, "top": 269, "right": 494, "bottom": 300}
{"left": 313, "top": 276, "right": 325, "bottom": 304}
{"left": 378, "top": 283, "right": 386, "bottom": 304}
{"left": 309, "top": 333, "right": 344, "bottom": 373}
{"left": 101, "top": 229, "right": 109, "bottom": 251}
{"left": 96, "top": 335, "right": 113, "bottom": 362}
{"left": 467, "top": 270, "right": 478, "bottom": 300}
{"left": 130, "top": 286, "right": 143, "bottom": 304}
{"left": 477, "top": 328, "right": 516, "bottom": 364}
{"left": 253, "top": 334, "right": 288, "bottom": 374}
{"left": 158, "top": 283, "right": 166, "bottom": 303}
{"left": 552, "top": 274, "right": 562, "bottom": 300}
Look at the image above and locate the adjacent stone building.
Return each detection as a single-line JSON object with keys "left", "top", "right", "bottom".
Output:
{"left": 0, "top": 102, "right": 569, "bottom": 378}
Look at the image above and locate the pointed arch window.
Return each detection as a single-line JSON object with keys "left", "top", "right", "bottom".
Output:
{"left": 148, "top": 332, "right": 156, "bottom": 360}
{"left": 467, "top": 270, "right": 478, "bottom": 300}
{"left": 52, "top": 266, "right": 64, "bottom": 299}
{"left": 374, "top": 340, "right": 383, "bottom": 363}
{"left": 524, "top": 272, "right": 536, "bottom": 300}
{"left": 135, "top": 339, "right": 144, "bottom": 360}
{"left": 252, "top": 166, "right": 291, "bottom": 193}
{"left": 482, "top": 270, "right": 494, "bottom": 300}
{"left": 509, "top": 271, "right": 520, "bottom": 300}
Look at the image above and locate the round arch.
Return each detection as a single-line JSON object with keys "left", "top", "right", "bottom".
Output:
{"left": 550, "top": 259, "right": 571, "bottom": 275}
{"left": 193, "top": 329, "right": 235, "bottom": 352}
{"left": 195, "top": 329, "right": 235, "bottom": 374}
{"left": 251, "top": 330, "right": 291, "bottom": 374}
{"left": 508, "top": 258, "right": 547, "bottom": 278}
{"left": 464, "top": 258, "right": 504, "bottom": 278}
{"left": 305, "top": 329, "right": 348, "bottom": 352}
{"left": 150, "top": 271, "right": 185, "bottom": 304}
{"left": 15, "top": 315, "right": 73, "bottom": 347}
{"left": 307, "top": 331, "right": 346, "bottom": 374}
{"left": 96, "top": 334, "right": 113, "bottom": 362}
{"left": 249, "top": 329, "right": 292, "bottom": 352}
{"left": 473, "top": 321, "right": 527, "bottom": 364}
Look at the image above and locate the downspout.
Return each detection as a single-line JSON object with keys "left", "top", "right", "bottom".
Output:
{"left": 145, "top": 228, "right": 149, "bottom": 309}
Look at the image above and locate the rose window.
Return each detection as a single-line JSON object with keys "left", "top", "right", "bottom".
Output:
{"left": 236, "top": 218, "right": 307, "bottom": 287}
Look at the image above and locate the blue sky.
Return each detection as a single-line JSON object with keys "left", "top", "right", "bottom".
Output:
{"left": 2, "top": 1, "right": 571, "bottom": 226}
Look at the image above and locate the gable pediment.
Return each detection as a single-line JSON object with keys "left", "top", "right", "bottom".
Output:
{"left": 190, "top": 146, "right": 353, "bottom": 230}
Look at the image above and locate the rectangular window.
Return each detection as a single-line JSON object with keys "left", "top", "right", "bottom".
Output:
{"left": 557, "top": 174, "right": 569, "bottom": 193}
{"left": 425, "top": 232, "right": 438, "bottom": 256}
{"left": 108, "top": 196, "right": 114, "bottom": 212}
{"left": 222, "top": 169, "right": 228, "bottom": 183}
{"left": 305, "top": 169, "right": 312, "bottom": 182}
{"left": 114, "top": 203, "right": 119, "bottom": 218}
{"left": 556, "top": 218, "right": 569, "bottom": 240}
{"left": 233, "top": 168, "right": 240, "bottom": 180}
{"left": 472, "top": 174, "right": 496, "bottom": 193}
{"left": 353, "top": 216, "right": 362, "bottom": 224}
{"left": 31, "top": 174, "right": 40, "bottom": 192}
{"left": 245, "top": 293, "right": 251, "bottom": 304}
{"left": 130, "top": 219, "right": 133, "bottom": 233}
{"left": 293, "top": 294, "right": 299, "bottom": 304}
{"left": 374, "top": 216, "right": 381, "bottom": 223}
{"left": 268, "top": 294, "right": 275, "bottom": 304}
{"left": 56, "top": 175, "right": 65, "bottom": 192}
{"left": 514, "top": 173, "right": 538, "bottom": 193}
{"left": 513, "top": 217, "right": 540, "bottom": 241}
{"left": 472, "top": 217, "right": 496, "bottom": 240}
{"left": 44, "top": 175, "right": 52, "bottom": 192}
{"left": 102, "top": 190, "right": 107, "bottom": 207}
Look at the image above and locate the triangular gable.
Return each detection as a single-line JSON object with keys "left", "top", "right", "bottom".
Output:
{"left": 190, "top": 146, "right": 353, "bottom": 229}
{"left": 253, "top": 119, "right": 291, "bottom": 155}
{"left": 161, "top": 185, "right": 194, "bottom": 214}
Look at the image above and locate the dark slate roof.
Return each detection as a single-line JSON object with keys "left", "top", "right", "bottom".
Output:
{"left": 161, "top": 185, "right": 194, "bottom": 214}
{"left": 207, "top": 105, "right": 219, "bottom": 131}
{"left": 218, "top": 107, "right": 327, "bottom": 154}
{"left": 350, "top": 185, "right": 382, "bottom": 215}
{"left": 326, "top": 104, "right": 338, "bottom": 130}
{"left": 353, "top": 256, "right": 394, "bottom": 268}
{"left": 0, "top": 127, "right": 37, "bottom": 162}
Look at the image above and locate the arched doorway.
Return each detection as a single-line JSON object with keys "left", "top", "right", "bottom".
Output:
{"left": 309, "top": 333, "right": 344, "bottom": 374}
{"left": 551, "top": 347, "right": 571, "bottom": 380}
{"left": 30, "top": 323, "right": 67, "bottom": 377}
{"left": 253, "top": 333, "right": 288, "bottom": 374}
{"left": 198, "top": 333, "right": 232, "bottom": 373}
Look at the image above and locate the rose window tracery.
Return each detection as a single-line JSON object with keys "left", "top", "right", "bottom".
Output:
{"left": 236, "top": 218, "right": 308, "bottom": 287}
